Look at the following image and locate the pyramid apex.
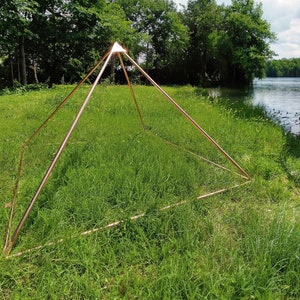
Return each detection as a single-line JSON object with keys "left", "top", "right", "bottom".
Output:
{"left": 111, "top": 42, "right": 126, "bottom": 53}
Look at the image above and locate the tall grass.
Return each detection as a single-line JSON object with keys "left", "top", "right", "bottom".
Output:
{"left": 0, "top": 85, "right": 299, "bottom": 299}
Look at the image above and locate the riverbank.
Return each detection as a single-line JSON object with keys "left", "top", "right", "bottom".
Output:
{"left": 208, "top": 77, "right": 300, "bottom": 135}
{"left": 0, "top": 85, "right": 299, "bottom": 298}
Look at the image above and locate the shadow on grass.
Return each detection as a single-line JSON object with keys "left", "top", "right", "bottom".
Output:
{"left": 281, "top": 133, "right": 300, "bottom": 186}
{"left": 284, "top": 132, "right": 300, "bottom": 158}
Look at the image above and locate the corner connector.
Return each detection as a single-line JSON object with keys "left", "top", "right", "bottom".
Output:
{"left": 111, "top": 42, "right": 127, "bottom": 54}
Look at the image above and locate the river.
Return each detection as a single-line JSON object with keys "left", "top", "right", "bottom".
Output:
{"left": 211, "top": 77, "right": 300, "bottom": 135}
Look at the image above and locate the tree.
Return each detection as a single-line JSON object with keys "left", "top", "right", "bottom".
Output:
{"left": 182, "top": 0, "right": 275, "bottom": 86}
{"left": 30, "top": 0, "right": 135, "bottom": 86}
{"left": 0, "top": 1, "right": 38, "bottom": 85}
{"left": 117, "top": 0, "right": 189, "bottom": 83}
{"left": 211, "top": 0, "right": 276, "bottom": 85}
{"left": 0, "top": 0, "right": 276, "bottom": 88}
{"left": 183, "top": 0, "right": 220, "bottom": 85}
{"left": 266, "top": 58, "right": 300, "bottom": 77}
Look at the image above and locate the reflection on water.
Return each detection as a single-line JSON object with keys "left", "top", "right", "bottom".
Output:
{"left": 210, "top": 78, "right": 300, "bottom": 135}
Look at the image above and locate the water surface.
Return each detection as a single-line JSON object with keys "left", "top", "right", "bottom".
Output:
{"left": 212, "top": 78, "right": 300, "bottom": 135}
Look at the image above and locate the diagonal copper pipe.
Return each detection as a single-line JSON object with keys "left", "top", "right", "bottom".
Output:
{"left": 3, "top": 51, "right": 110, "bottom": 253}
{"left": 3, "top": 50, "right": 114, "bottom": 255}
{"left": 117, "top": 53, "right": 146, "bottom": 130}
{"left": 149, "top": 133, "right": 248, "bottom": 179}
{"left": 123, "top": 52, "right": 250, "bottom": 180}
{"left": 6, "top": 181, "right": 250, "bottom": 258}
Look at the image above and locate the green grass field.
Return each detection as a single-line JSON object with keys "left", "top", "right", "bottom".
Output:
{"left": 0, "top": 84, "right": 299, "bottom": 299}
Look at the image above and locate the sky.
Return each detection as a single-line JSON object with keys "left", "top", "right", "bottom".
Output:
{"left": 173, "top": 0, "right": 300, "bottom": 59}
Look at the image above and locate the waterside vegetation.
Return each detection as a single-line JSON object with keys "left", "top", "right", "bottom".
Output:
{"left": 266, "top": 58, "right": 300, "bottom": 77}
{"left": 0, "top": 85, "right": 299, "bottom": 298}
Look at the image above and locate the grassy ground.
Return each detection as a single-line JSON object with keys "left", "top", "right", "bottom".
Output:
{"left": 0, "top": 84, "right": 299, "bottom": 299}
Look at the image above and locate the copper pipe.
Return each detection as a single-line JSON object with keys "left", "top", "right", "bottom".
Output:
{"left": 3, "top": 52, "right": 110, "bottom": 252}
{"left": 6, "top": 181, "right": 250, "bottom": 258}
{"left": 149, "top": 132, "right": 248, "bottom": 179}
{"left": 22, "top": 51, "right": 110, "bottom": 149}
{"left": 123, "top": 52, "right": 250, "bottom": 180}
{"left": 4, "top": 50, "right": 114, "bottom": 255}
{"left": 3, "top": 43, "right": 250, "bottom": 255}
{"left": 3, "top": 147, "right": 25, "bottom": 251}
{"left": 117, "top": 53, "right": 146, "bottom": 130}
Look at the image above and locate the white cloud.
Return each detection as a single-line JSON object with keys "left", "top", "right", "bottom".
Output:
{"left": 173, "top": 0, "right": 188, "bottom": 9}
{"left": 260, "top": 0, "right": 300, "bottom": 57}
{"left": 174, "top": 0, "right": 300, "bottom": 58}
{"left": 272, "top": 19, "right": 300, "bottom": 58}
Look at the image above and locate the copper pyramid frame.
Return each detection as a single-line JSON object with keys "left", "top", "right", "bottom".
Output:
{"left": 3, "top": 42, "right": 250, "bottom": 256}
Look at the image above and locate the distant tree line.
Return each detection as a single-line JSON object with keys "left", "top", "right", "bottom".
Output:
{"left": 0, "top": 0, "right": 275, "bottom": 88}
{"left": 266, "top": 58, "right": 300, "bottom": 77}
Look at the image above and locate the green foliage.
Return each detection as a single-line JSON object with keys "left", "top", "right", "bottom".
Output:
{"left": 266, "top": 58, "right": 300, "bottom": 77}
{"left": 0, "top": 0, "right": 39, "bottom": 85}
{"left": 183, "top": 0, "right": 275, "bottom": 86}
{"left": 0, "top": 85, "right": 299, "bottom": 298}
{"left": 183, "top": 0, "right": 221, "bottom": 85}
{"left": 117, "top": 0, "right": 189, "bottom": 82}
{"left": 29, "top": 0, "right": 136, "bottom": 86}
{"left": 0, "top": 81, "right": 47, "bottom": 95}
{"left": 0, "top": 0, "right": 275, "bottom": 88}
{"left": 0, "top": 0, "right": 38, "bottom": 51}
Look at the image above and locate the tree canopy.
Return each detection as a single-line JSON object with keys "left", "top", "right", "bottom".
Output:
{"left": 0, "top": 0, "right": 276, "bottom": 88}
{"left": 266, "top": 58, "right": 300, "bottom": 77}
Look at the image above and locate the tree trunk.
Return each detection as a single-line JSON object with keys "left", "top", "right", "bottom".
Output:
{"left": 17, "top": 61, "right": 21, "bottom": 83}
{"left": 32, "top": 61, "right": 39, "bottom": 84}
{"left": 9, "top": 53, "right": 14, "bottom": 85}
{"left": 19, "top": 36, "right": 27, "bottom": 85}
